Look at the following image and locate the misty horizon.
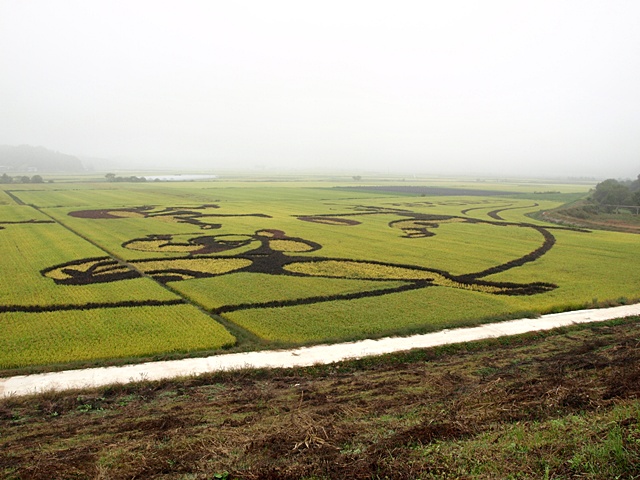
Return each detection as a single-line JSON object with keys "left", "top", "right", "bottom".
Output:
{"left": 1, "top": 1, "right": 639, "bottom": 178}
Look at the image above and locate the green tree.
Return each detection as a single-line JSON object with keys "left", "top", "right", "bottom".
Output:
{"left": 0, "top": 173, "right": 12, "bottom": 184}
{"left": 591, "top": 179, "right": 631, "bottom": 206}
{"left": 31, "top": 174, "right": 44, "bottom": 183}
{"left": 629, "top": 174, "right": 640, "bottom": 197}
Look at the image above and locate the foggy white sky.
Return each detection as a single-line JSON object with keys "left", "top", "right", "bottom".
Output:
{"left": 1, "top": 1, "right": 639, "bottom": 176}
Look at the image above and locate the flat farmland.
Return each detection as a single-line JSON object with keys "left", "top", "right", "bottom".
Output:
{"left": 1, "top": 178, "right": 639, "bottom": 372}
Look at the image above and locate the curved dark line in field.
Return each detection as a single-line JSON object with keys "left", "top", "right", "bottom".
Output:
{"left": 213, "top": 272, "right": 557, "bottom": 314}
{"left": 42, "top": 236, "right": 561, "bottom": 296}
{"left": 252, "top": 256, "right": 556, "bottom": 296}
{"left": 297, "top": 216, "right": 361, "bottom": 226}
{"left": 41, "top": 257, "right": 140, "bottom": 285}
{"left": 538, "top": 225, "right": 591, "bottom": 233}
{"left": 241, "top": 255, "right": 455, "bottom": 277}
{"left": 295, "top": 205, "right": 587, "bottom": 235}
{"left": 195, "top": 213, "right": 271, "bottom": 218}
{"left": 214, "top": 281, "right": 430, "bottom": 313}
{"left": 0, "top": 299, "right": 185, "bottom": 314}
{"left": 458, "top": 278, "right": 557, "bottom": 295}
{"left": 293, "top": 212, "right": 382, "bottom": 219}
{"left": 462, "top": 226, "right": 556, "bottom": 280}
{"left": 487, "top": 203, "right": 539, "bottom": 220}
{"left": 42, "top": 256, "right": 112, "bottom": 269}
{"left": 470, "top": 218, "right": 588, "bottom": 234}
{"left": 461, "top": 204, "right": 512, "bottom": 216}
{"left": 145, "top": 268, "right": 225, "bottom": 283}
{"left": 37, "top": 205, "right": 589, "bottom": 320}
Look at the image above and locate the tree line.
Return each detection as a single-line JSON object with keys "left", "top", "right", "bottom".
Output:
{"left": 591, "top": 175, "right": 640, "bottom": 207}
{"left": 0, "top": 173, "right": 45, "bottom": 184}
{"left": 105, "top": 173, "right": 147, "bottom": 183}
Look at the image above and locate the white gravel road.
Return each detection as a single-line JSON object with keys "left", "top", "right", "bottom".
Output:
{"left": 2, "top": 303, "right": 639, "bottom": 398}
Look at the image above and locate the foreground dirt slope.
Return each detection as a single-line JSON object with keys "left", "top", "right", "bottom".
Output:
{"left": 2, "top": 319, "right": 640, "bottom": 479}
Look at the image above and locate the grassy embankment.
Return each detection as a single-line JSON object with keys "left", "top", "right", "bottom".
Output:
{"left": 541, "top": 199, "right": 640, "bottom": 234}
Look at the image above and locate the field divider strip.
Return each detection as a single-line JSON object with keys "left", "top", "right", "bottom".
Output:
{"left": 27, "top": 205, "right": 263, "bottom": 345}
{"left": 0, "top": 299, "right": 185, "bottom": 313}
{"left": 4, "top": 190, "right": 26, "bottom": 205}
{"left": 157, "top": 282, "right": 264, "bottom": 345}
{"left": 1, "top": 303, "right": 639, "bottom": 398}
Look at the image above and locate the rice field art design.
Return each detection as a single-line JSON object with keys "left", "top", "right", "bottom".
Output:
{"left": 69, "top": 204, "right": 271, "bottom": 229}
{"left": 40, "top": 207, "right": 581, "bottom": 314}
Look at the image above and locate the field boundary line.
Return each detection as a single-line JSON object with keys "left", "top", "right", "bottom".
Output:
{"left": 1, "top": 303, "right": 639, "bottom": 398}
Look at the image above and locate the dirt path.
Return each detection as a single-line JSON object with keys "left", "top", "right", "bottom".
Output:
{"left": 2, "top": 304, "right": 639, "bottom": 398}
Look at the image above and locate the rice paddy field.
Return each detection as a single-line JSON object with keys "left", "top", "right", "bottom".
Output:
{"left": 1, "top": 175, "right": 638, "bottom": 372}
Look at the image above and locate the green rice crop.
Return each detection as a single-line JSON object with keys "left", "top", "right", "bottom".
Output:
{"left": 0, "top": 222, "right": 178, "bottom": 307}
{"left": 2, "top": 177, "right": 639, "bottom": 369}
{"left": 170, "top": 272, "right": 407, "bottom": 310}
{"left": 0, "top": 205, "right": 52, "bottom": 222}
{"left": 0, "top": 190, "right": 14, "bottom": 205}
{"left": 224, "top": 286, "right": 514, "bottom": 343}
{"left": 0, "top": 304, "right": 235, "bottom": 369}
{"left": 8, "top": 185, "right": 203, "bottom": 208}
{"left": 44, "top": 208, "right": 208, "bottom": 260}
{"left": 486, "top": 228, "right": 640, "bottom": 312}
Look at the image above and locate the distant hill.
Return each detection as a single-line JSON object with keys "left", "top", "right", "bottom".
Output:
{"left": 0, "top": 145, "right": 84, "bottom": 173}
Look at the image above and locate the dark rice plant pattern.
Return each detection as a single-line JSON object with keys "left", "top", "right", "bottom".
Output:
{"left": 38, "top": 204, "right": 591, "bottom": 313}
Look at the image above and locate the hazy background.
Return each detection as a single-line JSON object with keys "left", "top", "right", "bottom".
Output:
{"left": 1, "top": 0, "right": 639, "bottom": 177}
